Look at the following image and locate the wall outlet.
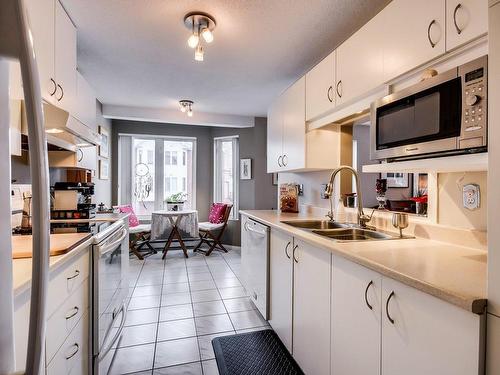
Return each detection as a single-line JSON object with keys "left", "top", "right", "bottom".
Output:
{"left": 462, "top": 184, "right": 480, "bottom": 210}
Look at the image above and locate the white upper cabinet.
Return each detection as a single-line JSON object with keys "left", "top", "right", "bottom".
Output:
{"left": 381, "top": 0, "right": 446, "bottom": 81}
{"left": 336, "top": 12, "right": 385, "bottom": 106}
{"left": 292, "top": 239, "right": 331, "bottom": 375}
{"left": 25, "top": 0, "right": 56, "bottom": 101}
{"left": 305, "top": 51, "right": 336, "bottom": 121}
{"left": 332, "top": 256, "right": 382, "bottom": 375}
{"left": 75, "top": 72, "right": 97, "bottom": 130}
{"left": 266, "top": 95, "right": 284, "bottom": 173}
{"left": 381, "top": 277, "right": 483, "bottom": 375}
{"left": 54, "top": 1, "right": 77, "bottom": 112}
{"left": 446, "top": 0, "right": 488, "bottom": 51}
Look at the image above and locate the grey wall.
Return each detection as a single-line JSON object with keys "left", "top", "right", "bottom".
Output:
{"left": 111, "top": 117, "right": 277, "bottom": 245}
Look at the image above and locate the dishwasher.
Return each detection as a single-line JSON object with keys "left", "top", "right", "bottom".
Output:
{"left": 241, "top": 216, "right": 270, "bottom": 319}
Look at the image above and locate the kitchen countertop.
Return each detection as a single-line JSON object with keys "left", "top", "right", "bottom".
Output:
{"left": 50, "top": 212, "right": 130, "bottom": 223}
{"left": 241, "top": 210, "right": 487, "bottom": 314}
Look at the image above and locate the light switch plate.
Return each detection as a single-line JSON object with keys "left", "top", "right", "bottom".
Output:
{"left": 463, "top": 184, "right": 480, "bottom": 210}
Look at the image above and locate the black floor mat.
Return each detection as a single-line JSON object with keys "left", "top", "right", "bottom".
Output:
{"left": 212, "top": 329, "right": 304, "bottom": 375}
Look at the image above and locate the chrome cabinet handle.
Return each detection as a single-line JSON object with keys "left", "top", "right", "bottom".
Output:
{"left": 56, "top": 84, "right": 64, "bottom": 101}
{"left": 364, "top": 281, "right": 374, "bottom": 310}
{"left": 327, "top": 85, "right": 333, "bottom": 102}
{"left": 65, "top": 343, "right": 79, "bottom": 360}
{"left": 453, "top": 3, "right": 463, "bottom": 35}
{"left": 67, "top": 269, "right": 80, "bottom": 280}
{"left": 284, "top": 241, "right": 291, "bottom": 259}
{"left": 278, "top": 155, "right": 283, "bottom": 167}
{"left": 292, "top": 244, "right": 299, "bottom": 263}
{"left": 65, "top": 306, "right": 79, "bottom": 320}
{"left": 336, "top": 80, "right": 342, "bottom": 98}
{"left": 386, "top": 291, "right": 395, "bottom": 324}
{"left": 427, "top": 20, "right": 437, "bottom": 48}
{"left": 282, "top": 154, "right": 288, "bottom": 166}
{"left": 49, "top": 78, "right": 57, "bottom": 96}
{"left": 77, "top": 148, "right": 84, "bottom": 162}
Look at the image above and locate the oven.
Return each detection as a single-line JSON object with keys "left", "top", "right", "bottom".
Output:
{"left": 371, "top": 55, "right": 487, "bottom": 161}
{"left": 91, "top": 219, "right": 129, "bottom": 374}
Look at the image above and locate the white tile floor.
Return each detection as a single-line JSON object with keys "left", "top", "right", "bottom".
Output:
{"left": 108, "top": 246, "right": 270, "bottom": 375}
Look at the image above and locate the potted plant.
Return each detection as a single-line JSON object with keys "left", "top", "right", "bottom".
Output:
{"left": 165, "top": 192, "right": 187, "bottom": 211}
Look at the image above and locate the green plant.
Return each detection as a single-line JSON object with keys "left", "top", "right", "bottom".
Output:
{"left": 165, "top": 192, "right": 187, "bottom": 203}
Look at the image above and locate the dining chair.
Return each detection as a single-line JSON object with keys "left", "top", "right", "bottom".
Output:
{"left": 193, "top": 203, "right": 233, "bottom": 256}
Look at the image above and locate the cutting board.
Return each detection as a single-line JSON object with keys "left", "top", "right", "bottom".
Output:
{"left": 12, "top": 233, "right": 92, "bottom": 259}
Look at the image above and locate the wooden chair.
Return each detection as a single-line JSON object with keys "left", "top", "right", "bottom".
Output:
{"left": 129, "top": 224, "right": 156, "bottom": 260}
{"left": 193, "top": 204, "right": 233, "bottom": 256}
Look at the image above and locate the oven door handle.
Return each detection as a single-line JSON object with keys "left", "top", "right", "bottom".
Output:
{"left": 98, "top": 228, "right": 128, "bottom": 255}
{"left": 98, "top": 303, "right": 127, "bottom": 362}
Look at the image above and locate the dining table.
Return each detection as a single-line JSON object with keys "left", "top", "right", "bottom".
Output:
{"left": 150, "top": 209, "right": 199, "bottom": 258}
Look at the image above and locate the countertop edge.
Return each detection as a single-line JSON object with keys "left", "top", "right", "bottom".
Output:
{"left": 240, "top": 210, "right": 487, "bottom": 315}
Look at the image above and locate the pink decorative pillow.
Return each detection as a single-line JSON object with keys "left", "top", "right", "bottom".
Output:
{"left": 208, "top": 203, "right": 227, "bottom": 224}
{"left": 116, "top": 205, "right": 139, "bottom": 227}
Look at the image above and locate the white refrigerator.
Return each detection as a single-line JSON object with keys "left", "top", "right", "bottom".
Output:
{"left": 0, "top": 0, "right": 51, "bottom": 374}
{"left": 488, "top": 1, "right": 500, "bottom": 374}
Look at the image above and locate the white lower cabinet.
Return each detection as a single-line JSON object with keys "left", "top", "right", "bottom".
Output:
{"left": 292, "top": 239, "right": 331, "bottom": 375}
{"left": 381, "top": 277, "right": 484, "bottom": 375}
{"left": 269, "top": 229, "right": 293, "bottom": 352}
{"left": 332, "top": 256, "right": 382, "bottom": 375}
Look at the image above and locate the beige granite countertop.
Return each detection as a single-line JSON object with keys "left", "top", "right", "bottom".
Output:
{"left": 50, "top": 212, "right": 130, "bottom": 223}
{"left": 240, "top": 210, "right": 487, "bottom": 314}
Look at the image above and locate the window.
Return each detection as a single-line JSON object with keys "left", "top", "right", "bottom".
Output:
{"left": 214, "top": 136, "right": 239, "bottom": 219}
{"left": 119, "top": 135, "right": 196, "bottom": 217}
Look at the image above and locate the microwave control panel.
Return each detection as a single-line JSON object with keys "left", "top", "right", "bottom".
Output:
{"left": 459, "top": 55, "right": 487, "bottom": 147}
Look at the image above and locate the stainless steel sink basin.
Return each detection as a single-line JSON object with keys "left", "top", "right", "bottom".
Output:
{"left": 312, "top": 228, "right": 394, "bottom": 241}
{"left": 281, "top": 220, "right": 351, "bottom": 230}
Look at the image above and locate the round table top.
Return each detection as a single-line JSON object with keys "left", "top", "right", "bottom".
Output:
{"left": 152, "top": 209, "right": 198, "bottom": 216}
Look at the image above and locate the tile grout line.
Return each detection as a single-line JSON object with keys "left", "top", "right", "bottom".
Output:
{"left": 150, "top": 255, "right": 167, "bottom": 373}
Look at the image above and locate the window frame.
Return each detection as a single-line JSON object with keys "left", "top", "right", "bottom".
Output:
{"left": 213, "top": 135, "right": 239, "bottom": 220}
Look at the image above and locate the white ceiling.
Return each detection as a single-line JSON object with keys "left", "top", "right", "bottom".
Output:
{"left": 62, "top": 0, "right": 391, "bottom": 117}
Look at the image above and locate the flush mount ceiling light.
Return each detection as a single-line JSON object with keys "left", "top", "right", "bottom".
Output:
{"left": 179, "top": 100, "right": 194, "bottom": 117}
{"left": 184, "top": 12, "right": 216, "bottom": 62}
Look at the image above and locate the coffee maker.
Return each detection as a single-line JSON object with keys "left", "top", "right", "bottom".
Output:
{"left": 51, "top": 182, "right": 96, "bottom": 220}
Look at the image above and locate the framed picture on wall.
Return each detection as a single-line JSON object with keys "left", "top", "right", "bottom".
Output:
{"left": 240, "top": 158, "right": 252, "bottom": 180}
{"left": 381, "top": 172, "right": 409, "bottom": 188}
{"left": 99, "top": 126, "right": 109, "bottom": 158}
{"left": 99, "top": 159, "right": 109, "bottom": 180}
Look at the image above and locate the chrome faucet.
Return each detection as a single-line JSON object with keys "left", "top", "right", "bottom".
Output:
{"left": 324, "top": 165, "right": 373, "bottom": 227}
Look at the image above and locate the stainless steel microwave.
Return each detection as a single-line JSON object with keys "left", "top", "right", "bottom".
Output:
{"left": 371, "top": 55, "right": 487, "bottom": 161}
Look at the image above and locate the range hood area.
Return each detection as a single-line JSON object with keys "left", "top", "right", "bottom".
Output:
{"left": 20, "top": 100, "right": 101, "bottom": 152}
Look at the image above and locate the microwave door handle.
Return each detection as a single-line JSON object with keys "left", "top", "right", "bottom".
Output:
{"left": 1, "top": 1, "right": 52, "bottom": 374}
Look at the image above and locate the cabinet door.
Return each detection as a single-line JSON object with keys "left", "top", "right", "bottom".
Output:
{"left": 336, "top": 14, "right": 384, "bottom": 106}
{"left": 305, "top": 51, "right": 335, "bottom": 121}
{"left": 268, "top": 229, "right": 293, "bottom": 352}
{"left": 292, "top": 239, "right": 331, "bottom": 375}
{"left": 266, "top": 96, "right": 283, "bottom": 173}
{"left": 75, "top": 72, "right": 97, "bottom": 130}
{"left": 382, "top": 0, "right": 445, "bottom": 82}
{"left": 55, "top": 1, "right": 77, "bottom": 112}
{"left": 25, "top": 0, "right": 55, "bottom": 101}
{"left": 332, "top": 256, "right": 381, "bottom": 375}
{"left": 381, "top": 277, "right": 483, "bottom": 375}
{"left": 281, "top": 77, "right": 306, "bottom": 171}
{"left": 77, "top": 146, "right": 97, "bottom": 171}
{"left": 446, "top": 0, "right": 488, "bottom": 51}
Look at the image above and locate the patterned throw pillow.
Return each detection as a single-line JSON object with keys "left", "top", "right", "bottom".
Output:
{"left": 208, "top": 203, "right": 227, "bottom": 224}
{"left": 116, "top": 204, "right": 140, "bottom": 227}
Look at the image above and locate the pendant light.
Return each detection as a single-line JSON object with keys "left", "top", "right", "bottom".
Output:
{"left": 184, "top": 12, "right": 216, "bottom": 62}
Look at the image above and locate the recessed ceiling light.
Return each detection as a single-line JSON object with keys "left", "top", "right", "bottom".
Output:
{"left": 46, "top": 128, "right": 64, "bottom": 134}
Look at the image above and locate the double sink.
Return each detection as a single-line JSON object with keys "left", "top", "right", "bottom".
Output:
{"left": 281, "top": 220, "right": 403, "bottom": 242}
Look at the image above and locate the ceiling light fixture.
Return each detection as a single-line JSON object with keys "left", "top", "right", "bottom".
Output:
{"left": 179, "top": 100, "right": 194, "bottom": 116}
{"left": 184, "top": 12, "right": 216, "bottom": 62}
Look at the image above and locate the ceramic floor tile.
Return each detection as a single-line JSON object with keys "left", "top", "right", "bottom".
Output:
{"left": 154, "top": 337, "right": 200, "bottom": 368}
{"left": 162, "top": 282, "right": 190, "bottom": 294}
{"left": 109, "top": 343, "right": 155, "bottom": 374}
{"left": 163, "top": 274, "right": 189, "bottom": 284}
{"left": 190, "top": 289, "right": 220, "bottom": 303}
{"left": 197, "top": 331, "right": 235, "bottom": 360}
{"left": 201, "top": 359, "right": 220, "bottom": 375}
{"left": 188, "top": 280, "right": 216, "bottom": 291}
{"left": 187, "top": 272, "right": 213, "bottom": 282}
{"left": 136, "top": 275, "right": 164, "bottom": 287}
{"left": 153, "top": 362, "right": 202, "bottom": 374}
{"left": 218, "top": 287, "right": 247, "bottom": 299}
{"left": 229, "top": 310, "right": 268, "bottom": 330}
{"left": 214, "top": 277, "right": 241, "bottom": 289}
{"left": 161, "top": 292, "right": 192, "bottom": 307}
{"left": 159, "top": 304, "right": 194, "bottom": 322}
{"left": 192, "top": 300, "right": 226, "bottom": 317}
{"left": 115, "top": 323, "right": 158, "bottom": 348}
{"left": 157, "top": 318, "right": 197, "bottom": 341}
{"left": 128, "top": 295, "right": 161, "bottom": 310}
{"left": 186, "top": 265, "right": 210, "bottom": 274}
{"left": 123, "top": 308, "right": 159, "bottom": 326}
{"left": 222, "top": 297, "right": 255, "bottom": 313}
{"left": 194, "top": 314, "right": 234, "bottom": 335}
{"left": 133, "top": 285, "right": 163, "bottom": 297}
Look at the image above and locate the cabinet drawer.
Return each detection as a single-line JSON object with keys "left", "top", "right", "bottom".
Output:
{"left": 46, "top": 312, "right": 89, "bottom": 375}
{"left": 48, "top": 250, "right": 90, "bottom": 317}
{"left": 46, "top": 278, "right": 89, "bottom": 363}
